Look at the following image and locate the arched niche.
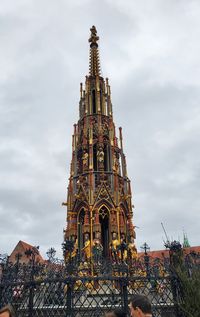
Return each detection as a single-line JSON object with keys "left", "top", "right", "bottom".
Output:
{"left": 93, "top": 143, "right": 97, "bottom": 171}
{"left": 77, "top": 208, "right": 85, "bottom": 252}
{"left": 98, "top": 205, "right": 110, "bottom": 258}
{"left": 119, "top": 204, "right": 128, "bottom": 240}
{"left": 92, "top": 89, "right": 96, "bottom": 114}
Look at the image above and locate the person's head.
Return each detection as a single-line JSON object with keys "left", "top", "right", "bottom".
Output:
{"left": 105, "top": 308, "right": 127, "bottom": 317}
{"left": 0, "top": 305, "right": 15, "bottom": 317}
{"left": 129, "top": 295, "right": 152, "bottom": 317}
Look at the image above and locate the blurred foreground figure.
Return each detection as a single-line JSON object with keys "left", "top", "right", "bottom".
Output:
{"left": 129, "top": 294, "right": 152, "bottom": 317}
{"left": 105, "top": 308, "right": 127, "bottom": 317}
{"left": 0, "top": 305, "right": 15, "bottom": 317}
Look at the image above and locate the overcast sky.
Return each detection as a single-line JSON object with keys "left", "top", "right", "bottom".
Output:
{"left": 0, "top": 0, "right": 200, "bottom": 259}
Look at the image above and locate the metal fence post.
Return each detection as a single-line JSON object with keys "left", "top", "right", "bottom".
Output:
{"left": 65, "top": 281, "right": 73, "bottom": 317}
{"left": 121, "top": 277, "right": 129, "bottom": 315}
{"left": 169, "top": 241, "right": 184, "bottom": 317}
{"left": 28, "top": 282, "right": 34, "bottom": 317}
{"left": 169, "top": 270, "right": 183, "bottom": 317}
{"left": 0, "top": 283, "right": 3, "bottom": 308}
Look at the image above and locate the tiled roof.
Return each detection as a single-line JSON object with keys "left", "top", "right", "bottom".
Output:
{"left": 19, "top": 240, "right": 40, "bottom": 253}
{"left": 183, "top": 246, "right": 200, "bottom": 254}
{"left": 19, "top": 240, "right": 44, "bottom": 261}
{"left": 138, "top": 249, "right": 169, "bottom": 259}
{"left": 138, "top": 246, "right": 200, "bottom": 259}
{"left": 9, "top": 240, "right": 44, "bottom": 264}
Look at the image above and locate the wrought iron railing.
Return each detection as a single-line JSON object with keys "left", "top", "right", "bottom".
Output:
{"left": 0, "top": 275, "right": 175, "bottom": 317}
{"left": 1, "top": 246, "right": 200, "bottom": 317}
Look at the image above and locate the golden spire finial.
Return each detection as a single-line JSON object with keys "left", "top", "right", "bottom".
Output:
{"left": 88, "top": 26, "right": 101, "bottom": 76}
{"left": 89, "top": 26, "right": 99, "bottom": 45}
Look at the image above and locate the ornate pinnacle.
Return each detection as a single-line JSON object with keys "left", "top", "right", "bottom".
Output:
{"left": 88, "top": 26, "right": 101, "bottom": 76}
{"left": 89, "top": 25, "right": 99, "bottom": 45}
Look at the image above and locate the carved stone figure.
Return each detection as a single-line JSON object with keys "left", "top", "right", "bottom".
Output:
{"left": 92, "top": 232, "right": 103, "bottom": 264}
{"left": 113, "top": 153, "right": 119, "bottom": 173}
{"left": 82, "top": 150, "right": 88, "bottom": 168}
{"left": 97, "top": 147, "right": 104, "bottom": 162}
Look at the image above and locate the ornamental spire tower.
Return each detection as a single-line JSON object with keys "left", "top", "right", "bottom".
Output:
{"left": 89, "top": 25, "right": 101, "bottom": 76}
{"left": 63, "top": 26, "right": 136, "bottom": 267}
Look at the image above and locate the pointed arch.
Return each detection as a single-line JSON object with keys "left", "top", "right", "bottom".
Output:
{"left": 94, "top": 182, "right": 115, "bottom": 208}
{"left": 76, "top": 202, "right": 90, "bottom": 254}
{"left": 76, "top": 201, "right": 89, "bottom": 215}
{"left": 119, "top": 203, "right": 129, "bottom": 240}
{"left": 95, "top": 198, "right": 114, "bottom": 211}
{"left": 119, "top": 202, "right": 129, "bottom": 217}
{"left": 73, "top": 184, "right": 89, "bottom": 211}
{"left": 98, "top": 204, "right": 110, "bottom": 257}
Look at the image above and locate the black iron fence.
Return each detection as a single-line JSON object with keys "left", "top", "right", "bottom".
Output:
{"left": 1, "top": 243, "right": 200, "bottom": 317}
{"left": 0, "top": 275, "right": 175, "bottom": 317}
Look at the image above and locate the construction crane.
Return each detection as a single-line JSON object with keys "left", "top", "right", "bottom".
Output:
{"left": 161, "top": 222, "right": 171, "bottom": 248}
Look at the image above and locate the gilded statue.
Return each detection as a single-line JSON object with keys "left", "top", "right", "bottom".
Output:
{"left": 110, "top": 232, "right": 120, "bottom": 263}
{"left": 119, "top": 235, "right": 128, "bottom": 261}
{"left": 71, "top": 237, "right": 78, "bottom": 259}
{"left": 82, "top": 233, "right": 91, "bottom": 261}
{"left": 128, "top": 236, "right": 137, "bottom": 259}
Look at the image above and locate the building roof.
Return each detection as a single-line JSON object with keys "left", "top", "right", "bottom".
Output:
{"left": 9, "top": 240, "right": 44, "bottom": 264}
{"left": 138, "top": 245, "right": 200, "bottom": 259}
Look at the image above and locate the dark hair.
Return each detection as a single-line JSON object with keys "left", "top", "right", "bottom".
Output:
{"left": 105, "top": 308, "right": 127, "bottom": 317}
{"left": 130, "top": 294, "right": 152, "bottom": 314}
{"left": 113, "top": 309, "right": 127, "bottom": 317}
{"left": 0, "top": 305, "right": 15, "bottom": 316}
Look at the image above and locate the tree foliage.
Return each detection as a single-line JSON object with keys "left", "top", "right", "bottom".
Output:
{"left": 176, "top": 266, "right": 200, "bottom": 317}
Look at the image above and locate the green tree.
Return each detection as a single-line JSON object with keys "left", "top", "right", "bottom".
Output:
{"left": 176, "top": 266, "right": 200, "bottom": 317}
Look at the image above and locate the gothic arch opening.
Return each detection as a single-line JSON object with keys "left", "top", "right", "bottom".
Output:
{"left": 104, "top": 144, "right": 108, "bottom": 171}
{"left": 93, "top": 143, "right": 97, "bottom": 171}
{"left": 120, "top": 206, "right": 128, "bottom": 240}
{"left": 92, "top": 90, "right": 96, "bottom": 114}
{"left": 78, "top": 208, "right": 85, "bottom": 252}
{"left": 100, "top": 90, "right": 103, "bottom": 113}
{"left": 99, "top": 206, "right": 109, "bottom": 258}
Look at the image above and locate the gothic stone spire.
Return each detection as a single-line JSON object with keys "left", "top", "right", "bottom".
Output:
{"left": 89, "top": 26, "right": 101, "bottom": 76}
{"left": 63, "top": 27, "right": 136, "bottom": 269}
